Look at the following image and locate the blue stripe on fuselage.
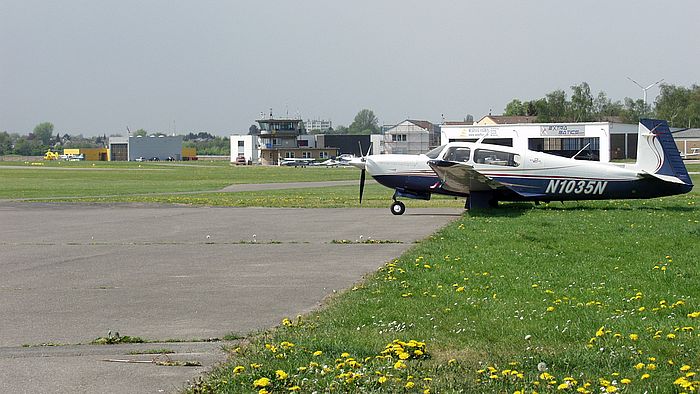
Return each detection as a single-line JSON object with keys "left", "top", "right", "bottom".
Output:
{"left": 490, "top": 176, "right": 693, "bottom": 200}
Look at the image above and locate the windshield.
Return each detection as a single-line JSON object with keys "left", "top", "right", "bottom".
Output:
{"left": 425, "top": 145, "right": 446, "bottom": 159}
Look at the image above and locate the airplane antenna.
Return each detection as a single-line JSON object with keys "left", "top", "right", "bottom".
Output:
{"left": 571, "top": 143, "right": 591, "bottom": 159}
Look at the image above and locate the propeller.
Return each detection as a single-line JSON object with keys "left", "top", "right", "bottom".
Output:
{"left": 359, "top": 166, "right": 366, "bottom": 204}
{"left": 357, "top": 141, "right": 373, "bottom": 204}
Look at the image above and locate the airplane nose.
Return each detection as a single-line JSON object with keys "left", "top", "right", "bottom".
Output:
{"left": 348, "top": 157, "right": 365, "bottom": 170}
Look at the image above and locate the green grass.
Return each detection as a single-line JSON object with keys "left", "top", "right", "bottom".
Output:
{"left": 0, "top": 161, "right": 358, "bottom": 199}
{"left": 188, "top": 193, "right": 700, "bottom": 393}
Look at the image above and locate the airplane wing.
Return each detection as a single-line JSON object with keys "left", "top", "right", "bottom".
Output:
{"left": 427, "top": 160, "right": 502, "bottom": 194}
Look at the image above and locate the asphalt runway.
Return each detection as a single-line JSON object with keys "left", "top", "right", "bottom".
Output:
{"left": 0, "top": 203, "right": 461, "bottom": 393}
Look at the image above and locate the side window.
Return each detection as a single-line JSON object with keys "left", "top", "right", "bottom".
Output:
{"left": 474, "top": 149, "right": 521, "bottom": 167}
{"left": 443, "top": 147, "right": 471, "bottom": 162}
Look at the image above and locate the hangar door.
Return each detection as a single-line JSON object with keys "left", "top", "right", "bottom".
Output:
{"left": 110, "top": 143, "right": 128, "bottom": 161}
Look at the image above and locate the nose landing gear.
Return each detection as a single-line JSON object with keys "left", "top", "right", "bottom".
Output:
{"left": 390, "top": 200, "right": 406, "bottom": 215}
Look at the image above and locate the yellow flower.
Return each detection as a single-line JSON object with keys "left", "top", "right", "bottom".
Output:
{"left": 680, "top": 365, "right": 691, "bottom": 371}
{"left": 276, "top": 370, "right": 288, "bottom": 380}
{"left": 394, "top": 360, "right": 407, "bottom": 369}
{"left": 259, "top": 389, "right": 269, "bottom": 394}
{"left": 646, "top": 363, "right": 656, "bottom": 370}
{"left": 596, "top": 326, "right": 605, "bottom": 337}
{"left": 288, "top": 386, "right": 301, "bottom": 392}
{"left": 634, "top": 363, "right": 645, "bottom": 370}
{"left": 557, "top": 382, "right": 571, "bottom": 390}
{"left": 547, "top": 306, "right": 555, "bottom": 312}
{"left": 233, "top": 365, "right": 245, "bottom": 374}
{"left": 405, "top": 381, "right": 415, "bottom": 389}
{"left": 456, "top": 286, "right": 465, "bottom": 292}
{"left": 687, "top": 311, "right": 700, "bottom": 318}
{"left": 253, "top": 377, "right": 271, "bottom": 388}
{"left": 640, "top": 373, "right": 650, "bottom": 380}
{"left": 378, "top": 376, "right": 388, "bottom": 384}
{"left": 629, "top": 333, "right": 639, "bottom": 341}
{"left": 666, "top": 333, "right": 676, "bottom": 339}
{"left": 620, "top": 378, "right": 631, "bottom": 384}
{"left": 341, "top": 352, "right": 350, "bottom": 358}
{"left": 313, "top": 350, "right": 322, "bottom": 356}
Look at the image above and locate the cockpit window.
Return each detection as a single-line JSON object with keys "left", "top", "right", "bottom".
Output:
{"left": 443, "top": 147, "right": 471, "bottom": 162}
{"left": 474, "top": 149, "right": 521, "bottom": 167}
{"left": 425, "top": 145, "right": 446, "bottom": 159}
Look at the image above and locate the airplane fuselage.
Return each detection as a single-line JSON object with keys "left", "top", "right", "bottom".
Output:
{"left": 365, "top": 144, "right": 692, "bottom": 202}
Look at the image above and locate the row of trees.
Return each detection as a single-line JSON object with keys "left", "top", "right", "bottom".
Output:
{"left": 504, "top": 82, "right": 700, "bottom": 128}
{"left": 0, "top": 122, "right": 107, "bottom": 156}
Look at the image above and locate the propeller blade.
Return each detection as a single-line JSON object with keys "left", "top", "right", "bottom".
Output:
{"left": 359, "top": 169, "right": 366, "bottom": 204}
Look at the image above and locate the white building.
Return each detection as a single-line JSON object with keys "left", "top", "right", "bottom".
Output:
{"left": 379, "top": 120, "right": 438, "bottom": 155}
{"left": 440, "top": 121, "right": 639, "bottom": 162}
{"left": 305, "top": 119, "right": 333, "bottom": 133}
{"left": 230, "top": 135, "right": 260, "bottom": 163}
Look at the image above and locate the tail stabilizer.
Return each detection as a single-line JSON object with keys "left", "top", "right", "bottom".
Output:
{"left": 636, "top": 119, "right": 692, "bottom": 185}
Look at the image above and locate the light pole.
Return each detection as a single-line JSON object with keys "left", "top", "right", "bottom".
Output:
{"left": 626, "top": 76, "right": 664, "bottom": 115}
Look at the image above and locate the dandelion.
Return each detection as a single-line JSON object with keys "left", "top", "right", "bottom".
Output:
{"left": 680, "top": 365, "right": 691, "bottom": 371}
{"left": 288, "top": 386, "right": 301, "bottom": 392}
{"left": 620, "top": 378, "right": 631, "bottom": 384}
{"left": 629, "top": 333, "right": 638, "bottom": 341}
{"left": 253, "top": 377, "right": 271, "bottom": 388}
{"left": 313, "top": 350, "right": 322, "bottom": 356}
{"left": 341, "top": 352, "right": 350, "bottom": 358}
{"left": 640, "top": 373, "right": 650, "bottom": 380}
{"left": 546, "top": 306, "right": 556, "bottom": 312}
{"left": 232, "top": 365, "right": 245, "bottom": 374}
{"left": 405, "top": 381, "right": 415, "bottom": 389}
{"left": 276, "top": 370, "right": 288, "bottom": 380}
{"left": 537, "top": 362, "right": 548, "bottom": 372}
{"left": 634, "top": 363, "right": 645, "bottom": 370}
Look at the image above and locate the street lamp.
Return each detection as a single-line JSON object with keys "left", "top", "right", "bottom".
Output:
{"left": 626, "top": 76, "right": 664, "bottom": 115}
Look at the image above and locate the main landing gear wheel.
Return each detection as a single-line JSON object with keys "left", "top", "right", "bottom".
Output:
{"left": 390, "top": 201, "right": 406, "bottom": 215}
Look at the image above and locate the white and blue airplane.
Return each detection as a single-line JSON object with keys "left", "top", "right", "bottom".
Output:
{"left": 350, "top": 119, "right": 693, "bottom": 215}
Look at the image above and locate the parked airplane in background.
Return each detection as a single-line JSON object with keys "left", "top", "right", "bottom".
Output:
{"left": 350, "top": 119, "right": 693, "bottom": 215}
{"left": 279, "top": 158, "right": 315, "bottom": 167}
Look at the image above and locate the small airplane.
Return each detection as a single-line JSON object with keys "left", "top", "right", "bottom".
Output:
{"left": 681, "top": 147, "right": 700, "bottom": 159}
{"left": 350, "top": 119, "right": 694, "bottom": 215}
{"left": 279, "top": 158, "right": 315, "bottom": 167}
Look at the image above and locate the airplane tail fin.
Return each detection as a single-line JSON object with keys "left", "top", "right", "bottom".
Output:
{"left": 635, "top": 119, "right": 692, "bottom": 185}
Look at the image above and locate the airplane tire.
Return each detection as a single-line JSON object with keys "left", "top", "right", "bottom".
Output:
{"left": 391, "top": 201, "right": 406, "bottom": 215}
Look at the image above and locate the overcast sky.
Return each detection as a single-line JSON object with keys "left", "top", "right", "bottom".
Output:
{"left": 1, "top": 0, "right": 698, "bottom": 136}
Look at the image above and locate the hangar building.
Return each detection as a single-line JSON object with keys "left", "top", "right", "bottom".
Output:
{"left": 440, "top": 121, "right": 639, "bottom": 162}
{"left": 109, "top": 135, "right": 183, "bottom": 161}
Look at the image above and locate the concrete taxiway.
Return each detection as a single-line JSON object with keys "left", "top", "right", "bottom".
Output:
{"left": 0, "top": 203, "right": 461, "bottom": 393}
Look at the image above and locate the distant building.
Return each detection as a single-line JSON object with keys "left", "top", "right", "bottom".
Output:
{"left": 673, "top": 128, "right": 700, "bottom": 157}
{"left": 378, "top": 120, "right": 438, "bottom": 155}
{"left": 315, "top": 134, "right": 370, "bottom": 157}
{"left": 108, "top": 135, "right": 183, "bottom": 161}
{"left": 440, "top": 121, "right": 640, "bottom": 162}
{"left": 305, "top": 118, "right": 333, "bottom": 133}
{"left": 476, "top": 115, "right": 538, "bottom": 125}
{"left": 231, "top": 113, "right": 337, "bottom": 165}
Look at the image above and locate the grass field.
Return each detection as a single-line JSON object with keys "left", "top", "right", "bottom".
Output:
{"left": 2, "top": 159, "right": 699, "bottom": 393}
{"left": 189, "top": 194, "right": 699, "bottom": 393}
{"left": 0, "top": 161, "right": 358, "bottom": 199}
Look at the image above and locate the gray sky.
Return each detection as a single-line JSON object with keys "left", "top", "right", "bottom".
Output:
{"left": 1, "top": 0, "right": 698, "bottom": 136}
